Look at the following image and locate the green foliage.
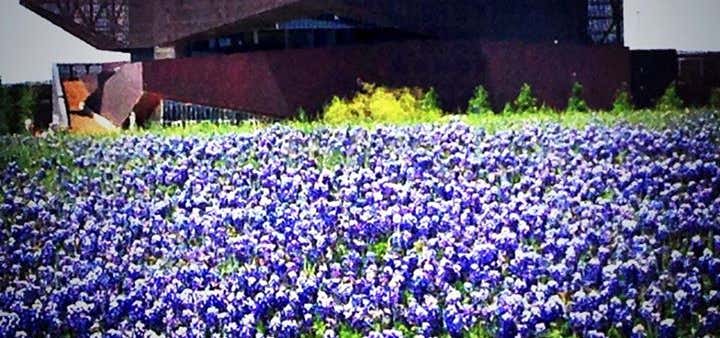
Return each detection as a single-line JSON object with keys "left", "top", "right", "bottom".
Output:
{"left": 465, "top": 324, "right": 493, "bottom": 338}
{"left": 501, "top": 102, "right": 514, "bottom": 115}
{"left": 256, "top": 322, "right": 267, "bottom": 335}
{"left": 216, "top": 257, "right": 241, "bottom": 276}
{"left": 311, "top": 318, "right": 327, "bottom": 337}
{"left": 138, "top": 121, "right": 262, "bottom": 137}
{"left": 296, "top": 107, "right": 310, "bottom": 123}
{"left": 303, "top": 257, "right": 317, "bottom": 277}
{"left": 566, "top": 82, "right": 588, "bottom": 112}
{"left": 323, "top": 82, "right": 443, "bottom": 124}
{"left": 368, "top": 240, "right": 389, "bottom": 258}
{"left": 503, "top": 83, "right": 539, "bottom": 114}
{"left": 394, "top": 322, "right": 413, "bottom": 337}
{"left": 16, "top": 86, "right": 37, "bottom": 120}
{"left": 710, "top": 87, "right": 720, "bottom": 109}
{"left": 542, "top": 322, "right": 577, "bottom": 338}
{"left": 333, "top": 241, "right": 348, "bottom": 261}
{"left": 0, "top": 135, "right": 73, "bottom": 173}
{"left": 612, "top": 89, "right": 634, "bottom": 113}
{"left": 338, "top": 324, "right": 363, "bottom": 338}
{"left": 467, "top": 85, "right": 493, "bottom": 115}
{"left": 317, "top": 149, "right": 346, "bottom": 169}
{"left": 462, "top": 108, "right": 694, "bottom": 134}
{"left": 656, "top": 82, "right": 684, "bottom": 111}
{"left": 420, "top": 87, "right": 441, "bottom": 113}
{"left": 0, "top": 84, "right": 36, "bottom": 135}
{"left": 515, "top": 83, "right": 539, "bottom": 113}
{"left": 0, "top": 82, "right": 13, "bottom": 135}
{"left": 401, "top": 290, "right": 413, "bottom": 305}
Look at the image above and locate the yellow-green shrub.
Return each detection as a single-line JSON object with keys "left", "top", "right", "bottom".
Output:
{"left": 323, "top": 83, "right": 442, "bottom": 124}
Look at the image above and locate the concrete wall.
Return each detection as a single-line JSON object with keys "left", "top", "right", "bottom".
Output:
{"left": 142, "top": 39, "right": 630, "bottom": 117}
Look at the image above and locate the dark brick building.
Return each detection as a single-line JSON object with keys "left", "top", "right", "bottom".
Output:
{"left": 22, "top": 0, "right": 629, "bottom": 126}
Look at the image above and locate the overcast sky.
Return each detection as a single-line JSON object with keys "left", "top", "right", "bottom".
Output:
{"left": 1, "top": 0, "right": 720, "bottom": 83}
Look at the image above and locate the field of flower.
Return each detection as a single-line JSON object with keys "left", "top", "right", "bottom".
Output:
{"left": 1, "top": 112, "right": 720, "bottom": 337}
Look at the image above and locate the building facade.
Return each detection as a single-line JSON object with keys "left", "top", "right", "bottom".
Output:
{"left": 22, "top": 0, "right": 630, "bottom": 127}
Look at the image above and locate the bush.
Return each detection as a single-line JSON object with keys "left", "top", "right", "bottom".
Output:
{"left": 710, "top": 88, "right": 720, "bottom": 109}
{"left": 420, "top": 87, "right": 441, "bottom": 114}
{"left": 323, "top": 82, "right": 442, "bottom": 124}
{"left": 656, "top": 82, "right": 684, "bottom": 111}
{"left": 612, "top": 89, "right": 634, "bottom": 113}
{"left": 567, "top": 82, "right": 589, "bottom": 112}
{"left": 503, "top": 83, "right": 539, "bottom": 114}
{"left": 467, "top": 85, "right": 493, "bottom": 115}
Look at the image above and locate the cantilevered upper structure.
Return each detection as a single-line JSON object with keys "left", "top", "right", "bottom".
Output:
{"left": 22, "top": 0, "right": 630, "bottom": 128}
{"left": 22, "top": 0, "right": 624, "bottom": 54}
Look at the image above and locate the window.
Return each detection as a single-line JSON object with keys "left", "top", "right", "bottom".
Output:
{"left": 588, "top": 0, "right": 623, "bottom": 44}
{"left": 218, "top": 37, "right": 232, "bottom": 48}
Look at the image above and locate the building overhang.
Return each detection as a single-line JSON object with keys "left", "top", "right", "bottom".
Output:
{"left": 20, "top": 0, "right": 127, "bottom": 51}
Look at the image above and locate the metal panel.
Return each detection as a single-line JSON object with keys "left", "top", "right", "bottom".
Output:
{"left": 142, "top": 40, "right": 630, "bottom": 117}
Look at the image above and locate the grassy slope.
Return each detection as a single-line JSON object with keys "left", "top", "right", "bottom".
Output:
{"left": 0, "top": 109, "right": 713, "bottom": 174}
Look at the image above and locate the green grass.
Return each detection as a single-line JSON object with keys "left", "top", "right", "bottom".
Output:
{"left": 0, "top": 135, "right": 77, "bottom": 192}
{"left": 132, "top": 121, "right": 266, "bottom": 137}
{"left": 0, "top": 135, "right": 72, "bottom": 170}
{"left": 461, "top": 109, "right": 696, "bottom": 134}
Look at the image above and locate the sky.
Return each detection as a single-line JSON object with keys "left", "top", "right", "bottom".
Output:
{"left": 1, "top": 0, "right": 720, "bottom": 84}
{"left": 623, "top": 0, "right": 720, "bottom": 51}
{"left": 0, "top": 1, "right": 129, "bottom": 84}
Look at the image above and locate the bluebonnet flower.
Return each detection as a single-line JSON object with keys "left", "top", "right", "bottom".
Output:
{"left": 1, "top": 115, "right": 720, "bottom": 336}
{"left": 659, "top": 319, "right": 676, "bottom": 338}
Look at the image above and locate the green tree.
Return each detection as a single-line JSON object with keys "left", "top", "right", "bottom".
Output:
{"left": 656, "top": 82, "right": 684, "bottom": 111}
{"left": 420, "top": 87, "right": 441, "bottom": 113}
{"left": 512, "top": 83, "right": 539, "bottom": 113}
{"left": 567, "top": 82, "right": 588, "bottom": 112}
{"left": 0, "top": 81, "right": 37, "bottom": 135}
{"left": 467, "top": 85, "right": 493, "bottom": 115}
{"left": 611, "top": 89, "right": 634, "bottom": 113}
{"left": 0, "top": 78, "right": 12, "bottom": 135}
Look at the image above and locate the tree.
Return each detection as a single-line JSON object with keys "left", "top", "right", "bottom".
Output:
{"left": 0, "top": 78, "right": 13, "bottom": 135}
{"left": 567, "top": 82, "right": 589, "bottom": 112}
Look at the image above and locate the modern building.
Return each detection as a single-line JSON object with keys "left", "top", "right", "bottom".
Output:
{"left": 21, "top": 0, "right": 630, "bottom": 128}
